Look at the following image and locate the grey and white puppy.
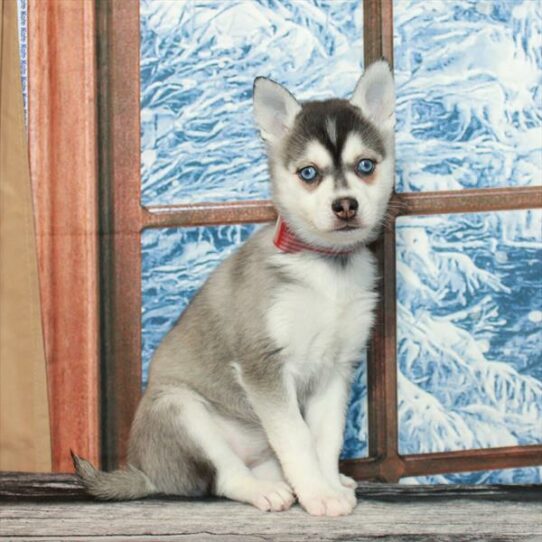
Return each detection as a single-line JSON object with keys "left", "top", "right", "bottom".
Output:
{"left": 75, "top": 60, "right": 395, "bottom": 517}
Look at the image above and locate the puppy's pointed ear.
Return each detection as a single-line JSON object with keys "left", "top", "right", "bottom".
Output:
{"left": 253, "top": 77, "right": 301, "bottom": 143}
{"left": 351, "top": 60, "right": 395, "bottom": 131}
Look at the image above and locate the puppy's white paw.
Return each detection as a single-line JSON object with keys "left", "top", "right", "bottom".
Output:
{"left": 339, "top": 484, "right": 357, "bottom": 509}
{"left": 298, "top": 486, "right": 356, "bottom": 517}
{"left": 339, "top": 474, "right": 357, "bottom": 490}
{"left": 249, "top": 480, "right": 295, "bottom": 512}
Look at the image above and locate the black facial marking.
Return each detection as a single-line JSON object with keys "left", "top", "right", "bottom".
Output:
{"left": 284, "top": 99, "right": 386, "bottom": 174}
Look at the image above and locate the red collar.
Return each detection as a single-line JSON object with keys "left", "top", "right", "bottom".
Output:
{"left": 273, "top": 217, "right": 359, "bottom": 256}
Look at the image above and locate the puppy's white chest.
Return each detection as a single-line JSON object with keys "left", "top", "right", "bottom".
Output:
{"left": 266, "top": 250, "right": 377, "bottom": 381}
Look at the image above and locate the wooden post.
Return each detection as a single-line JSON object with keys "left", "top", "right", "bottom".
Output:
{"left": 28, "top": 0, "right": 100, "bottom": 471}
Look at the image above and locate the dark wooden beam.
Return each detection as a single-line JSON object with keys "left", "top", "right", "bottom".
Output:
{"left": 143, "top": 200, "right": 276, "bottom": 229}
{"left": 363, "top": 0, "right": 393, "bottom": 65}
{"left": 395, "top": 185, "right": 542, "bottom": 217}
{"left": 341, "top": 444, "right": 542, "bottom": 482}
{"left": 402, "top": 445, "right": 542, "bottom": 478}
{"left": 1, "top": 472, "right": 540, "bottom": 502}
{"left": 141, "top": 185, "right": 542, "bottom": 231}
{"left": 362, "top": 0, "right": 400, "bottom": 482}
{"left": 97, "top": 0, "right": 142, "bottom": 470}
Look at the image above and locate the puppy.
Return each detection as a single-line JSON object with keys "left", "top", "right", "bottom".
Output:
{"left": 74, "top": 60, "right": 395, "bottom": 517}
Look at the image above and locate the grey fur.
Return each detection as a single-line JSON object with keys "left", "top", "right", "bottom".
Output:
{"left": 74, "top": 63, "right": 394, "bottom": 504}
{"left": 283, "top": 99, "right": 386, "bottom": 167}
{"left": 71, "top": 451, "right": 156, "bottom": 500}
{"left": 75, "top": 227, "right": 300, "bottom": 499}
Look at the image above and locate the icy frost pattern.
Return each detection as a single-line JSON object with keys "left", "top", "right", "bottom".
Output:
{"left": 397, "top": 209, "right": 542, "bottom": 483}
{"left": 394, "top": 0, "right": 542, "bottom": 192}
{"left": 140, "top": 0, "right": 363, "bottom": 204}
{"left": 141, "top": 225, "right": 368, "bottom": 459}
{"left": 17, "top": 0, "right": 27, "bottom": 115}
{"left": 401, "top": 466, "right": 542, "bottom": 485}
{"left": 342, "top": 355, "right": 368, "bottom": 459}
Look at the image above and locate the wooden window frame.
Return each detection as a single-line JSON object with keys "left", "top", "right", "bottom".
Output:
{"left": 98, "top": 0, "right": 542, "bottom": 479}
{"left": 27, "top": 0, "right": 100, "bottom": 472}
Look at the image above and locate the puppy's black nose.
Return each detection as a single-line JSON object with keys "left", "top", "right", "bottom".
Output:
{"left": 331, "top": 197, "right": 358, "bottom": 220}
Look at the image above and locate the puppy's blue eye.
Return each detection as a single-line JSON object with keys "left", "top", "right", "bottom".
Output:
{"left": 298, "top": 166, "right": 319, "bottom": 183}
{"left": 356, "top": 159, "right": 376, "bottom": 176}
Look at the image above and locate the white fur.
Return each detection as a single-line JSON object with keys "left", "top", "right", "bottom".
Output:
{"left": 267, "top": 248, "right": 378, "bottom": 381}
{"left": 227, "top": 247, "right": 377, "bottom": 516}
{"left": 351, "top": 60, "right": 395, "bottom": 132}
{"left": 253, "top": 78, "right": 301, "bottom": 143}
{"left": 274, "top": 132, "right": 394, "bottom": 249}
{"left": 199, "top": 65, "right": 392, "bottom": 516}
{"left": 325, "top": 117, "right": 337, "bottom": 145}
{"left": 305, "top": 372, "right": 351, "bottom": 487}
{"left": 176, "top": 388, "right": 295, "bottom": 512}
{"left": 204, "top": 65, "right": 392, "bottom": 516}
{"left": 301, "top": 140, "right": 334, "bottom": 170}
{"left": 341, "top": 132, "right": 383, "bottom": 164}
{"left": 237, "top": 365, "right": 358, "bottom": 516}
{"left": 249, "top": 248, "right": 377, "bottom": 515}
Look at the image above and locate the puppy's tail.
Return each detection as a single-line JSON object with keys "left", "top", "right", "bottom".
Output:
{"left": 71, "top": 451, "right": 157, "bottom": 501}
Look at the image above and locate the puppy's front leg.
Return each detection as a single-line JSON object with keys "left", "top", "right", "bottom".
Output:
{"left": 305, "top": 373, "right": 358, "bottom": 495}
{"left": 240, "top": 367, "right": 355, "bottom": 516}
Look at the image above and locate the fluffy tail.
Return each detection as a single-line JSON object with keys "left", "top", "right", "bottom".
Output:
{"left": 71, "top": 451, "right": 156, "bottom": 500}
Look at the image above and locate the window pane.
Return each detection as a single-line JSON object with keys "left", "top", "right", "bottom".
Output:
{"left": 401, "top": 466, "right": 542, "bottom": 485}
{"left": 140, "top": 0, "right": 363, "bottom": 205}
{"left": 394, "top": 0, "right": 542, "bottom": 192}
{"left": 17, "top": 0, "right": 27, "bottom": 113}
{"left": 397, "top": 209, "right": 542, "bottom": 458}
{"left": 342, "top": 355, "right": 368, "bottom": 459}
{"left": 141, "top": 224, "right": 368, "bottom": 458}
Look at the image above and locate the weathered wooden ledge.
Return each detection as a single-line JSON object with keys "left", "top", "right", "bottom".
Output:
{"left": 1, "top": 473, "right": 541, "bottom": 541}
{"left": 1, "top": 471, "right": 541, "bottom": 502}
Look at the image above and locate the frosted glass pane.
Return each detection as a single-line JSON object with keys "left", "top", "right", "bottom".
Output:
{"left": 17, "top": 0, "right": 27, "bottom": 114}
{"left": 394, "top": 0, "right": 542, "bottom": 192}
{"left": 141, "top": 225, "right": 368, "bottom": 458}
{"left": 401, "top": 466, "right": 542, "bottom": 485}
{"left": 140, "top": 0, "right": 363, "bottom": 204}
{"left": 342, "top": 356, "right": 368, "bottom": 459}
{"left": 396, "top": 209, "right": 542, "bottom": 476}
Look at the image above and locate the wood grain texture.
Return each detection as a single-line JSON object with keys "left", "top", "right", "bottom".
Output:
{"left": 341, "top": 445, "right": 542, "bottom": 482}
{"left": 97, "top": 0, "right": 142, "bottom": 470}
{"left": 363, "top": 0, "right": 401, "bottom": 482}
{"left": 2, "top": 473, "right": 540, "bottom": 502}
{"left": 1, "top": 496, "right": 540, "bottom": 540}
{"left": 363, "top": 0, "right": 394, "bottom": 66}
{"left": 1, "top": 475, "right": 540, "bottom": 542}
{"left": 3, "top": 501, "right": 539, "bottom": 542}
{"left": 143, "top": 200, "right": 277, "bottom": 228}
{"left": 395, "top": 185, "right": 542, "bottom": 216}
{"left": 402, "top": 445, "right": 542, "bottom": 478}
{"left": 141, "top": 185, "right": 542, "bottom": 230}
{"left": 27, "top": 0, "right": 99, "bottom": 472}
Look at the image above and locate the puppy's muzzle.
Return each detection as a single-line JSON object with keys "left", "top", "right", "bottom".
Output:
{"left": 332, "top": 197, "right": 358, "bottom": 221}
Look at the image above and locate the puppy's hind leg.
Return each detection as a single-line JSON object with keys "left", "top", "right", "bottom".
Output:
{"left": 175, "top": 391, "right": 294, "bottom": 512}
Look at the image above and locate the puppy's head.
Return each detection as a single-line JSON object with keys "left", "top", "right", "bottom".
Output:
{"left": 253, "top": 61, "right": 395, "bottom": 249}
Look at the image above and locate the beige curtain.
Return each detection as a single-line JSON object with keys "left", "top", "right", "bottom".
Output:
{"left": 0, "top": 0, "right": 52, "bottom": 471}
